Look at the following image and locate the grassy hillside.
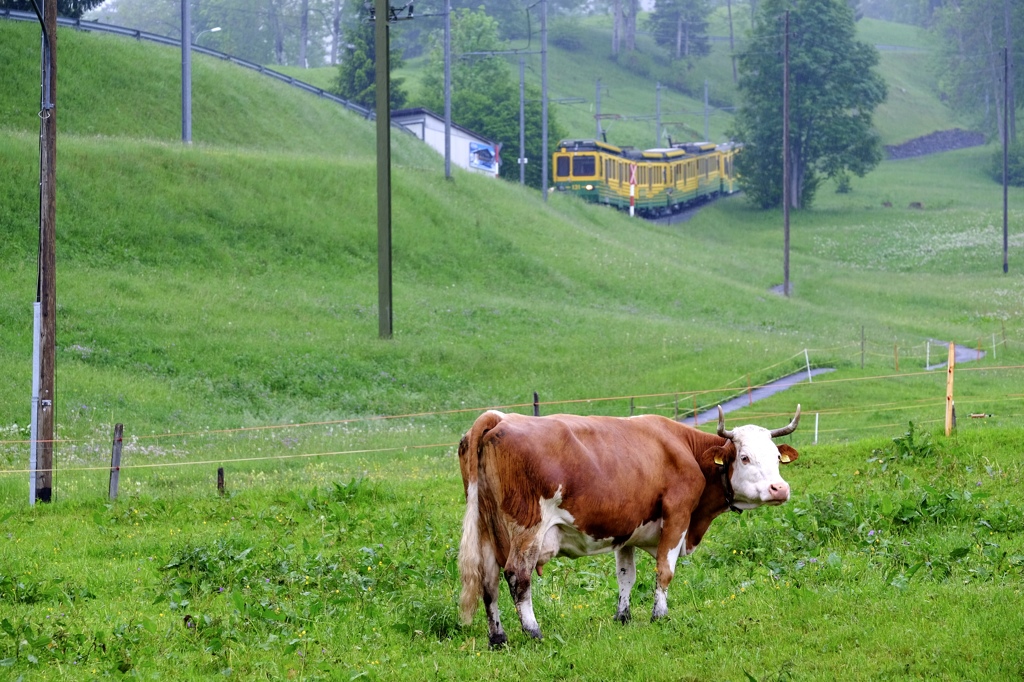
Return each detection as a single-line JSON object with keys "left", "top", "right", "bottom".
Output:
{"left": 1, "top": 17, "right": 1023, "bottom": 681}
{"left": 396, "top": 12, "right": 962, "bottom": 149}
{"left": 0, "top": 19, "right": 1020, "bottom": 440}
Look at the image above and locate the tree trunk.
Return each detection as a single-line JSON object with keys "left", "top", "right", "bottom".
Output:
{"left": 625, "top": 0, "right": 637, "bottom": 52}
{"left": 612, "top": 0, "right": 621, "bottom": 56}
{"left": 331, "top": 0, "right": 342, "bottom": 65}
{"left": 268, "top": 0, "right": 285, "bottom": 65}
{"left": 300, "top": 0, "right": 309, "bottom": 67}
{"left": 1005, "top": 0, "right": 1016, "bottom": 141}
{"left": 727, "top": 0, "right": 737, "bottom": 83}
{"left": 675, "top": 15, "right": 682, "bottom": 59}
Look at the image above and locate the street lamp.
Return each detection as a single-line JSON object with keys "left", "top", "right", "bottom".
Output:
{"left": 181, "top": 0, "right": 220, "bottom": 143}
{"left": 195, "top": 26, "right": 221, "bottom": 44}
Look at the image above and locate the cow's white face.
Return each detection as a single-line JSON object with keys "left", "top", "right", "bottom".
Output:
{"left": 727, "top": 425, "right": 798, "bottom": 509}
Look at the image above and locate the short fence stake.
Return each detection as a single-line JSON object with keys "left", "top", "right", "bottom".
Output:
{"left": 693, "top": 396, "right": 698, "bottom": 426}
{"left": 108, "top": 423, "right": 123, "bottom": 501}
{"left": 804, "top": 349, "right": 812, "bottom": 383}
{"left": 674, "top": 394, "right": 678, "bottom": 419}
{"left": 629, "top": 397, "right": 634, "bottom": 416}
{"left": 747, "top": 374, "right": 752, "bottom": 406}
{"left": 533, "top": 391, "right": 540, "bottom": 417}
{"left": 926, "top": 340, "right": 930, "bottom": 369}
{"left": 894, "top": 343, "right": 899, "bottom": 372}
{"left": 814, "top": 413, "right": 819, "bottom": 445}
{"left": 977, "top": 337, "right": 982, "bottom": 360}
{"left": 945, "top": 342, "right": 956, "bottom": 436}
{"left": 993, "top": 333, "right": 997, "bottom": 360}
{"left": 217, "top": 467, "right": 225, "bottom": 495}
{"left": 861, "top": 326, "right": 865, "bottom": 370}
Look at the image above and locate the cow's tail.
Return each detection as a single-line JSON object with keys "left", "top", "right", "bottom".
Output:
{"left": 457, "top": 410, "right": 503, "bottom": 625}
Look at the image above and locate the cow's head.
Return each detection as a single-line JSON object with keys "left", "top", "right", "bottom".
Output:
{"left": 711, "top": 405, "right": 800, "bottom": 509}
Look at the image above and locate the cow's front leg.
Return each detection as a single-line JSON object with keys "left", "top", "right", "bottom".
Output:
{"left": 652, "top": 526, "right": 688, "bottom": 621}
{"left": 613, "top": 546, "right": 636, "bottom": 623}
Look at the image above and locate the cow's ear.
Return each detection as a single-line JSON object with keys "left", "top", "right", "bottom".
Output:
{"left": 708, "top": 445, "right": 734, "bottom": 468}
{"left": 778, "top": 444, "right": 799, "bottom": 464}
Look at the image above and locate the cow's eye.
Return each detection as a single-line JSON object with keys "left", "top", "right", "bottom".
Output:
{"left": 740, "top": 455, "right": 751, "bottom": 464}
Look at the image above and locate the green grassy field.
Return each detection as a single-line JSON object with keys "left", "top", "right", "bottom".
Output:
{"left": 1, "top": 16, "right": 1023, "bottom": 681}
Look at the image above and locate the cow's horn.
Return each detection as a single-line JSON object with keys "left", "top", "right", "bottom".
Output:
{"left": 770, "top": 404, "right": 802, "bottom": 438}
{"left": 716, "top": 406, "right": 734, "bottom": 440}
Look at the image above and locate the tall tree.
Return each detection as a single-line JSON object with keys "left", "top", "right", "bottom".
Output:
{"left": 85, "top": 0, "right": 335, "bottom": 67}
{"left": 418, "top": 8, "right": 564, "bottom": 189}
{"left": 333, "top": 5, "right": 407, "bottom": 111}
{"left": 933, "top": 0, "right": 1020, "bottom": 144}
{"left": 648, "top": 0, "right": 712, "bottom": 62}
{"left": 731, "top": 0, "right": 887, "bottom": 209}
{"left": 1, "top": 0, "right": 103, "bottom": 18}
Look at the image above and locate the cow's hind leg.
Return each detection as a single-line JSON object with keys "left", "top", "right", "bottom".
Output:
{"left": 480, "top": 540, "right": 507, "bottom": 648}
{"left": 504, "top": 532, "right": 543, "bottom": 640}
{"left": 613, "top": 546, "right": 636, "bottom": 624}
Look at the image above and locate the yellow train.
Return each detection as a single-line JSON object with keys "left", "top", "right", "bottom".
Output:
{"left": 552, "top": 139, "right": 740, "bottom": 217}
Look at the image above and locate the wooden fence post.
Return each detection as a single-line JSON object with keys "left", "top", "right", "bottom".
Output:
{"left": 108, "top": 423, "right": 123, "bottom": 501}
{"left": 217, "top": 467, "right": 225, "bottom": 495}
{"left": 861, "top": 326, "right": 865, "bottom": 370}
{"left": 894, "top": 343, "right": 899, "bottom": 372}
{"left": 945, "top": 343, "right": 956, "bottom": 436}
{"left": 533, "top": 391, "right": 540, "bottom": 417}
{"left": 629, "top": 397, "right": 634, "bottom": 416}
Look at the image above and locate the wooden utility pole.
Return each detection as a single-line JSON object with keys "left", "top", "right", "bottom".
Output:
{"left": 782, "top": 10, "right": 791, "bottom": 297}
{"left": 32, "top": 0, "right": 58, "bottom": 504}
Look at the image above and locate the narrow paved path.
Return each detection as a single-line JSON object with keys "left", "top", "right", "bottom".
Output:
{"left": 682, "top": 343, "right": 982, "bottom": 427}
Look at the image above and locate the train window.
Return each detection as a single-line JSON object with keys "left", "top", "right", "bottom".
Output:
{"left": 556, "top": 156, "right": 570, "bottom": 177}
{"left": 572, "top": 155, "right": 596, "bottom": 177}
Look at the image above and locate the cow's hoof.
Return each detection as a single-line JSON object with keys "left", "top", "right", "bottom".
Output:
{"left": 522, "top": 627, "right": 543, "bottom": 640}
{"left": 614, "top": 609, "right": 631, "bottom": 624}
{"left": 488, "top": 632, "right": 508, "bottom": 649}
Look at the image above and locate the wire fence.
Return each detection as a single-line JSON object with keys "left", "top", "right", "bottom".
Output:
{"left": 2, "top": 327, "right": 1022, "bottom": 504}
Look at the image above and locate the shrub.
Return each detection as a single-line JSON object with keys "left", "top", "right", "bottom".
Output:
{"left": 990, "top": 140, "right": 1024, "bottom": 186}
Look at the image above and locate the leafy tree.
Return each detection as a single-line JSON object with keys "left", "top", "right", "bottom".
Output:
{"left": 85, "top": 0, "right": 337, "bottom": 67}
{"left": 1, "top": 0, "right": 103, "bottom": 19}
{"left": 333, "top": 5, "right": 408, "bottom": 111}
{"left": 730, "top": 0, "right": 887, "bottom": 209}
{"left": 932, "top": 0, "right": 1020, "bottom": 144}
{"left": 647, "top": 0, "right": 712, "bottom": 63}
{"left": 418, "top": 8, "right": 564, "bottom": 189}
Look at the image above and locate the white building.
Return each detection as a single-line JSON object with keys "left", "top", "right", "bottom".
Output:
{"left": 391, "top": 108, "right": 501, "bottom": 178}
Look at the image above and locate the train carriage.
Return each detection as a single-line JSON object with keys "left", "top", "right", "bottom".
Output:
{"left": 553, "top": 139, "right": 740, "bottom": 217}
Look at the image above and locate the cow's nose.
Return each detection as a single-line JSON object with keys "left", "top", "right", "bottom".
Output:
{"left": 768, "top": 482, "right": 790, "bottom": 501}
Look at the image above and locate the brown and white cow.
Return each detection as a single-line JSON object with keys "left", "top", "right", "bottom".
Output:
{"left": 457, "top": 405, "right": 800, "bottom": 648}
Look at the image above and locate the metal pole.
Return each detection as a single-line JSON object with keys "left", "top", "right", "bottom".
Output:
{"left": 655, "top": 81, "right": 661, "bottom": 146}
{"left": 182, "top": 0, "right": 191, "bottom": 143}
{"left": 595, "top": 78, "right": 601, "bottom": 139}
{"left": 375, "top": 0, "right": 393, "bottom": 338}
{"left": 519, "top": 57, "right": 526, "bottom": 185}
{"left": 1004, "top": 46, "right": 1009, "bottom": 274}
{"left": 444, "top": 0, "right": 452, "bottom": 180}
{"left": 703, "top": 79, "right": 709, "bottom": 141}
{"left": 541, "top": 0, "right": 548, "bottom": 201}
{"left": 782, "top": 10, "right": 790, "bottom": 297}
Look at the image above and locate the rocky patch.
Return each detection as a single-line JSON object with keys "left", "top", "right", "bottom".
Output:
{"left": 885, "top": 128, "right": 986, "bottom": 160}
